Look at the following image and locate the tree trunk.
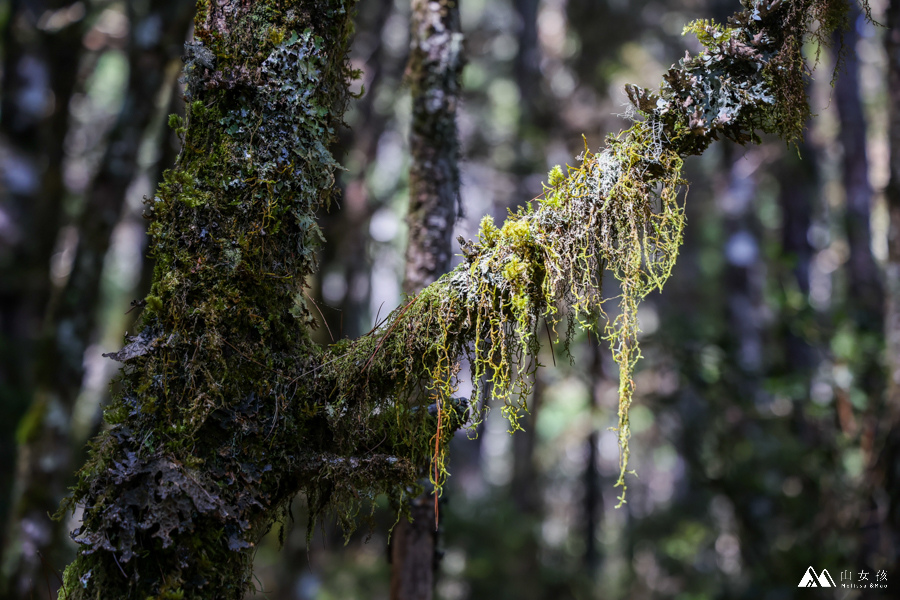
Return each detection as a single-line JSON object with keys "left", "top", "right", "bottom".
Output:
{"left": 775, "top": 142, "right": 817, "bottom": 374}
{"left": 401, "top": 0, "right": 462, "bottom": 297}
{"left": 58, "top": 2, "right": 363, "bottom": 597}
{"left": 834, "top": 3, "right": 884, "bottom": 438}
{"left": 584, "top": 341, "right": 605, "bottom": 578}
{"left": 392, "top": 1, "right": 462, "bottom": 598}
{"left": 317, "top": 0, "right": 396, "bottom": 340}
{"left": 390, "top": 496, "right": 439, "bottom": 600}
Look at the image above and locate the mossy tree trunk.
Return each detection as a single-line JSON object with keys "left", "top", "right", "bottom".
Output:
{"left": 391, "top": 2, "right": 463, "bottom": 598}
{"left": 59, "top": 1, "right": 856, "bottom": 598}
{"left": 60, "top": 1, "right": 364, "bottom": 597}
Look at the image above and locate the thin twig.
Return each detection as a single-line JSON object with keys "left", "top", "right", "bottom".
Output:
{"left": 363, "top": 301, "right": 391, "bottom": 336}
{"left": 37, "top": 551, "right": 66, "bottom": 600}
{"left": 112, "top": 553, "right": 127, "bottom": 579}
{"left": 303, "top": 289, "right": 334, "bottom": 343}
{"left": 544, "top": 319, "right": 557, "bottom": 367}
{"left": 362, "top": 297, "right": 417, "bottom": 373}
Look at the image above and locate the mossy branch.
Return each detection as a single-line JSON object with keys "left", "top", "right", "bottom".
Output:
{"left": 320, "top": 0, "right": 863, "bottom": 506}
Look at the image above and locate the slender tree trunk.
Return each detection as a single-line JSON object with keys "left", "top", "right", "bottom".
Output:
{"left": 584, "top": 341, "right": 605, "bottom": 578}
{"left": 318, "top": 0, "right": 397, "bottom": 340}
{"left": 507, "top": 372, "right": 543, "bottom": 600}
{"left": 512, "top": 0, "right": 541, "bottom": 126}
{"left": 834, "top": 2, "right": 884, "bottom": 414}
{"left": 390, "top": 495, "right": 440, "bottom": 600}
{"left": 835, "top": 6, "right": 883, "bottom": 330}
{"left": 775, "top": 142, "right": 818, "bottom": 374}
{"left": 401, "top": 0, "right": 462, "bottom": 296}
{"left": 392, "top": 1, "right": 462, "bottom": 598}
{"left": 831, "top": 4, "right": 887, "bottom": 569}
{"left": 1, "top": 3, "right": 195, "bottom": 597}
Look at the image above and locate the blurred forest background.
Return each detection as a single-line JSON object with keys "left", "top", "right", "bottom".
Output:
{"left": 0, "top": 0, "right": 897, "bottom": 599}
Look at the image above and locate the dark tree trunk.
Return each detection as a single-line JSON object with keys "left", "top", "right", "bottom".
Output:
{"left": 832, "top": 4, "right": 888, "bottom": 570}
{"left": 834, "top": 6, "right": 884, "bottom": 450}
{"left": 390, "top": 496, "right": 439, "bottom": 600}
{"left": 508, "top": 373, "right": 543, "bottom": 600}
{"left": 835, "top": 5, "right": 883, "bottom": 332}
{"left": 584, "top": 341, "right": 605, "bottom": 578}
{"left": 775, "top": 142, "right": 818, "bottom": 374}
{"left": 392, "top": 1, "right": 462, "bottom": 598}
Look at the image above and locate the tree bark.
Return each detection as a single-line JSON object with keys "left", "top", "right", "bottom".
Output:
{"left": 775, "top": 142, "right": 818, "bottom": 373}
{"left": 402, "top": 0, "right": 462, "bottom": 296}
{"left": 834, "top": 2, "right": 884, "bottom": 392}
{"left": 392, "top": 1, "right": 463, "bottom": 598}
{"left": 390, "top": 496, "right": 440, "bottom": 600}
{"left": 584, "top": 341, "right": 605, "bottom": 578}
{"left": 318, "top": 0, "right": 397, "bottom": 340}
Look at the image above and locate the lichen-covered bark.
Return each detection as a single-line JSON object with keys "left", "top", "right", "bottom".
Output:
{"left": 402, "top": 0, "right": 463, "bottom": 296}
{"left": 59, "top": 1, "right": 854, "bottom": 597}
{"left": 2, "top": 4, "right": 195, "bottom": 597}
{"left": 393, "top": 1, "right": 463, "bottom": 597}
